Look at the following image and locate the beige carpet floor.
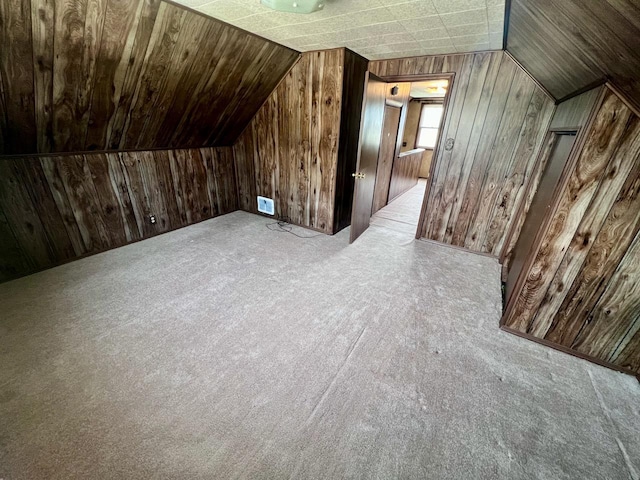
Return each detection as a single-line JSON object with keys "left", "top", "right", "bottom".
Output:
{"left": 370, "top": 179, "right": 427, "bottom": 236}
{"left": 0, "top": 211, "right": 639, "bottom": 479}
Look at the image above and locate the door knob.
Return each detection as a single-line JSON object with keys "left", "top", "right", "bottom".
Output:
{"left": 352, "top": 172, "right": 366, "bottom": 179}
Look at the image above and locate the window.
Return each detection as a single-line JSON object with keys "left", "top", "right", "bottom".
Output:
{"left": 416, "top": 104, "right": 444, "bottom": 149}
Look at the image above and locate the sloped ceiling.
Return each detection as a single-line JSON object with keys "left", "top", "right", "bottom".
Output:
{"left": 0, "top": 0, "right": 299, "bottom": 155}
{"left": 507, "top": 0, "right": 640, "bottom": 110}
{"left": 174, "top": 0, "right": 505, "bottom": 60}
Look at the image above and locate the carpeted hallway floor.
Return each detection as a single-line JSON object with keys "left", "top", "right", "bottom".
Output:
{"left": 1, "top": 211, "right": 639, "bottom": 479}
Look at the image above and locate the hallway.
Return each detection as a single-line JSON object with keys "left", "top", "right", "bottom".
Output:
{"left": 370, "top": 179, "right": 427, "bottom": 236}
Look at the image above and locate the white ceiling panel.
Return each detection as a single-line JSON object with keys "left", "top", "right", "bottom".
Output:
{"left": 173, "top": 0, "right": 505, "bottom": 60}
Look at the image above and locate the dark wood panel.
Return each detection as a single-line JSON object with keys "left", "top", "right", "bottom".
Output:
{"left": 232, "top": 50, "right": 344, "bottom": 234}
{"left": 502, "top": 86, "right": 640, "bottom": 375}
{"left": 349, "top": 73, "right": 386, "bottom": 243}
{"left": 0, "top": 0, "right": 299, "bottom": 155}
{"left": 507, "top": 0, "right": 640, "bottom": 112}
{"left": 0, "top": 0, "right": 37, "bottom": 154}
{"left": 370, "top": 52, "right": 555, "bottom": 259}
{"left": 372, "top": 104, "right": 402, "bottom": 214}
{"left": 333, "top": 49, "right": 368, "bottom": 234}
{"left": 0, "top": 147, "right": 237, "bottom": 282}
{"left": 387, "top": 150, "right": 423, "bottom": 202}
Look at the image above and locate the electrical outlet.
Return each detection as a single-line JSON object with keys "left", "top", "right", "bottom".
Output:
{"left": 257, "top": 196, "right": 275, "bottom": 215}
{"left": 149, "top": 214, "right": 157, "bottom": 224}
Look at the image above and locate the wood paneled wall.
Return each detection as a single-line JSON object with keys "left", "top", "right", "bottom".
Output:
{"left": 0, "top": 148, "right": 237, "bottom": 282}
{"left": 503, "top": 87, "right": 640, "bottom": 375}
{"left": 387, "top": 149, "right": 423, "bottom": 202}
{"left": 370, "top": 51, "right": 556, "bottom": 258}
{"left": 0, "top": 0, "right": 299, "bottom": 155}
{"left": 507, "top": 0, "right": 640, "bottom": 111}
{"left": 233, "top": 48, "right": 367, "bottom": 235}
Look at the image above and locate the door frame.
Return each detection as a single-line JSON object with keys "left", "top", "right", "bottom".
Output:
{"left": 376, "top": 73, "right": 456, "bottom": 240}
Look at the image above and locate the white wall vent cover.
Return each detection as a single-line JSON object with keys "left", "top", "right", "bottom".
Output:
{"left": 257, "top": 196, "right": 275, "bottom": 215}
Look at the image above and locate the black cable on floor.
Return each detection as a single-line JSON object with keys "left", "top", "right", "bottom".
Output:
{"left": 265, "top": 217, "right": 324, "bottom": 238}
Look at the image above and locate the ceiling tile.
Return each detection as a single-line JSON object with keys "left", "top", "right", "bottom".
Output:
{"left": 418, "top": 37, "right": 456, "bottom": 48}
{"left": 439, "top": 8, "right": 487, "bottom": 27}
{"left": 171, "top": 0, "right": 506, "bottom": 60}
{"left": 446, "top": 22, "right": 488, "bottom": 37}
{"left": 385, "top": 1, "right": 438, "bottom": 21}
{"left": 378, "top": 32, "right": 417, "bottom": 44}
{"left": 487, "top": 4, "right": 505, "bottom": 23}
{"left": 451, "top": 33, "right": 489, "bottom": 46}
{"left": 400, "top": 15, "right": 446, "bottom": 31}
{"left": 410, "top": 26, "right": 449, "bottom": 41}
{"left": 489, "top": 20, "right": 504, "bottom": 34}
{"left": 432, "top": 0, "right": 486, "bottom": 14}
{"left": 198, "top": 1, "right": 261, "bottom": 21}
{"left": 456, "top": 42, "right": 490, "bottom": 53}
{"left": 489, "top": 32, "right": 503, "bottom": 49}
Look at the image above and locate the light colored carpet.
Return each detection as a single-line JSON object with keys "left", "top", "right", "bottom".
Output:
{"left": 0, "top": 211, "right": 639, "bottom": 480}
{"left": 371, "top": 179, "right": 426, "bottom": 236}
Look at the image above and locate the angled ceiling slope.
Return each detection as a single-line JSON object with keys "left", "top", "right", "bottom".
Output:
{"left": 175, "top": 0, "right": 505, "bottom": 60}
{"left": 507, "top": 0, "right": 640, "bottom": 110}
{"left": 0, "top": 0, "right": 299, "bottom": 156}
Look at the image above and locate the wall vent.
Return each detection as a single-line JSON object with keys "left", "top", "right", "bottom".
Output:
{"left": 257, "top": 196, "right": 275, "bottom": 215}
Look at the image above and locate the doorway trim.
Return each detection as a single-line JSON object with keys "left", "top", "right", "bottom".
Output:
{"left": 376, "top": 73, "right": 456, "bottom": 240}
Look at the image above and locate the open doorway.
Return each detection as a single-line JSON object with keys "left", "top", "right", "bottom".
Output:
{"left": 368, "top": 78, "right": 450, "bottom": 237}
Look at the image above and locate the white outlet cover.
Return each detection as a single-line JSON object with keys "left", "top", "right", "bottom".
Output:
{"left": 257, "top": 196, "right": 275, "bottom": 215}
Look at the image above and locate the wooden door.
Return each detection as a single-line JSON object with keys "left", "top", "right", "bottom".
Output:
{"left": 504, "top": 132, "right": 577, "bottom": 305}
{"left": 350, "top": 73, "right": 387, "bottom": 243}
{"left": 372, "top": 105, "right": 402, "bottom": 214}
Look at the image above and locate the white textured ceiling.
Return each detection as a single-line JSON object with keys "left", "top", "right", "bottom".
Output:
{"left": 174, "top": 0, "right": 505, "bottom": 60}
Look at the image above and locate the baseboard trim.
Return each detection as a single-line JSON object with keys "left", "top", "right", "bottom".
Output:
{"left": 500, "top": 325, "right": 636, "bottom": 377}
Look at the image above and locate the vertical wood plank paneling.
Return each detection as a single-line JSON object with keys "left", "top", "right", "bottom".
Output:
{"left": 0, "top": 0, "right": 37, "bottom": 154}
{"left": 0, "top": 207, "right": 33, "bottom": 281}
{"left": 387, "top": 150, "right": 424, "bottom": 201}
{"left": 84, "top": 0, "right": 146, "bottom": 150}
{"left": 85, "top": 153, "right": 141, "bottom": 244}
{"left": 505, "top": 91, "right": 634, "bottom": 333}
{"left": 572, "top": 232, "right": 640, "bottom": 360}
{"left": 371, "top": 52, "right": 555, "bottom": 258}
{"left": 1, "top": 0, "right": 298, "bottom": 155}
{"left": 0, "top": 147, "right": 239, "bottom": 282}
{"left": 54, "top": 155, "right": 112, "bottom": 252}
{"left": 501, "top": 84, "right": 640, "bottom": 375}
{"left": 232, "top": 51, "right": 344, "bottom": 234}
{"left": 465, "top": 69, "right": 536, "bottom": 251}
{"left": 531, "top": 114, "right": 640, "bottom": 340}
{"left": 18, "top": 158, "right": 77, "bottom": 260}
{"left": 450, "top": 55, "right": 517, "bottom": 246}
{"left": 232, "top": 129, "right": 257, "bottom": 213}
{"left": 483, "top": 89, "right": 556, "bottom": 255}
{"left": 0, "top": 160, "right": 54, "bottom": 266}
{"left": 51, "top": 0, "right": 108, "bottom": 152}
{"left": 30, "top": 0, "right": 55, "bottom": 153}
{"left": 104, "top": 0, "right": 161, "bottom": 150}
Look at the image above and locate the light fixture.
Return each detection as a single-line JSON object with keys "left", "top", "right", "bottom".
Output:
{"left": 261, "top": 0, "right": 324, "bottom": 14}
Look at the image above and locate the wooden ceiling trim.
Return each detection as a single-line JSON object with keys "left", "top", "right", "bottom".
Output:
{"left": 0, "top": 0, "right": 299, "bottom": 156}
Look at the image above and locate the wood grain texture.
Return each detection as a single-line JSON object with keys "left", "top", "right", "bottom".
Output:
{"left": 387, "top": 150, "right": 424, "bottom": 202}
{"left": 0, "top": 147, "right": 237, "bottom": 282}
{"left": 372, "top": 105, "right": 402, "bottom": 214}
{"left": 507, "top": 0, "right": 640, "bottom": 112}
{"left": 233, "top": 50, "right": 345, "bottom": 234}
{"left": 370, "top": 52, "right": 555, "bottom": 258}
{"left": 333, "top": 49, "right": 368, "bottom": 234}
{"left": 503, "top": 87, "right": 640, "bottom": 375}
{"left": 0, "top": 0, "right": 299, "bottom": 155}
